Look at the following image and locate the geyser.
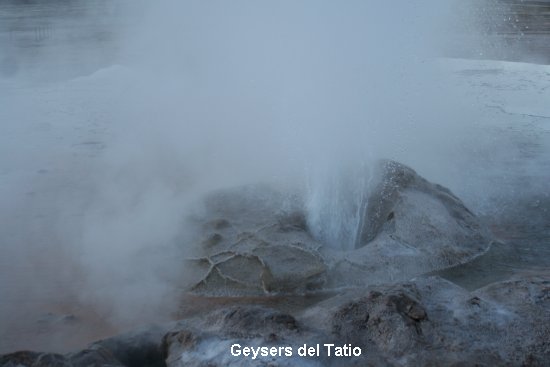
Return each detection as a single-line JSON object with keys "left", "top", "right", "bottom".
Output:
{"left": 305, "top": 162, "right": 373, "bottom": 250}
{"left": 127, "top": 0, "right": 463, "bottom": 251}
{"left": 0, "top": 0, "right": 505, "bottom": 354}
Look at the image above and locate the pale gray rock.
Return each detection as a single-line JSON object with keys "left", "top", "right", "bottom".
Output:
{"left": 184, "top": 160, "right": 492, "bottom": 295}
{"left": 326, "top": 160, "right": 493, "bottom": 288}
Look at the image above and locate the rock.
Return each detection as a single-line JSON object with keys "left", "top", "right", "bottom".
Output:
{"left": 252, "top": 245, "right": 326, "bottom": 293}
{"left": 67, "top": 345, "right": 124, "bottom": 367}
{"left": 212, "top": 306, "right": 300, "bottom": 336}
{"left": 184, "top": 184, "right": 327, "bottom": 296}
{"left": 303, "top": 272, "right": 550, "bottom": 366}
{"left": 90, "top": 324, "right": 172, "bottom": 367}
{"left": 161, "top": 272, "right": 550, "bottom": 366}
{"left": 300, "top": 282, "right": 435, "bottom": 362}
{"left": 327, "top": 160, "right": 492, "bottom": 287}
{"left": 0, "top": 161, "right": 513, "bottom": 366}
{"left": 357, "top": 160, "right": 489, "bottom": 251}
{"left": 0, "top": 351, "right": 67, "bottom": 367}
{"left": 0, "top": 348, "right": 121, "bottom": 367}
{"left": 472, "top": 272, "right": 550, "bottom": 365}
{"left": 2, "top": 273, "right": 549, "bottom": 366}
{"left": 0, "top": 325, "right": 171, "bottom": 367}
{"left": 161, "top": 306, "right": 332, "bottom": 367}
{"left": 184, "top": 160, "right": 492, "bottom": 295}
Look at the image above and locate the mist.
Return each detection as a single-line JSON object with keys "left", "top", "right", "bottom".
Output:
{"left": 119, "top": 0, "right": 472, "bottom": 247}
{"left": 1, "top": 0, "right": 545, "bottom": 353}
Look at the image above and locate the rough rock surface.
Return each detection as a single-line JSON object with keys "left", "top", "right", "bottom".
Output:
{"left": 90, "top": 325, "right": 170, "bottom": 367}
{"left": 0, "top": 346, "right": 124, "bottom": 367}
{"left": 0, "top": 326, "right": 171, "bottom": 367}
{"left": 3, "top": 160, "right": 545, "bottom": 366}
{"left": 185, "top": 160, "right": 492, "bottom": 295}
{"left": 330, "top": 160, "right": 493, "bottom": 288}
{"left": 160, "top": 272, "right": 550, "bottom": 367}
{"left": 3, "top": 271, "right": 548, "bottom": 366}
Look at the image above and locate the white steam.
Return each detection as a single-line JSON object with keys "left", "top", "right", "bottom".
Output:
{"left": 117, "top": 0, "right": 467, "bottom": 249}
{"left": 0, "top": 0, "right": 501, "bottom": 351}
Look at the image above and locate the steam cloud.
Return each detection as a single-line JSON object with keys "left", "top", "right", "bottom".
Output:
{"left": 0, "top": 0, "right": 504, "bottom": 352}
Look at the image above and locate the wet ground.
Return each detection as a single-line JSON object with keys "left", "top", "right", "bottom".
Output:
{"left": 435, "top": 200, "right": 550, "bottom": 290}
{"left": 0, "top": 0, "right": 127, "bottom": 81}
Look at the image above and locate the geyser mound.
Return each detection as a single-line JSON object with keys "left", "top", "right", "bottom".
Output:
{"left": 183, "top": 160, "right": 493, "bottom": 296}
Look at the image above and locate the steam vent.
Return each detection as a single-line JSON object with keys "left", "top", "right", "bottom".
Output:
{"left": 185, "top": 161, "right": 492, "bottom": 296}
{"left": 1, "top": 0, "right": 550, "bottom": 366}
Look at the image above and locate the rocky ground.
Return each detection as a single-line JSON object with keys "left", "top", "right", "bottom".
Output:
{"left": 3, "top": 270, "right": 549, "bottom": 366}
{"left": 2, "top": 161, "right": 548, "bottom": 366}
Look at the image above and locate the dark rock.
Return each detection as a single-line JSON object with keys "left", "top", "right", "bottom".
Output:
{"left": 216, "top": 306, "right": 299, "bottom": 336}
{"left": 67, "top": 345, "right": 123, "bottom": 367}
{"left": 0, "top": 348, "right": 123, "bottom": 367}
{"left": 0, "top": 351, "right": 50, "bottom": 367}
{"left": 276, "top": 211, "right": 308, "bottom": 232}
{"left": 205, "top": 219, "right": 231, "bottom": 230}
{"left": 91, "top": 325, "right": 170, "bottom": 367}
{"left": 0, "top": 350, "right": 110, "bottom": 367}
{"left": 201, "top": 233, "right": 223, "bottom": 247}
{"left": 325, "top": 284, "right": 429, "bottom": 356}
